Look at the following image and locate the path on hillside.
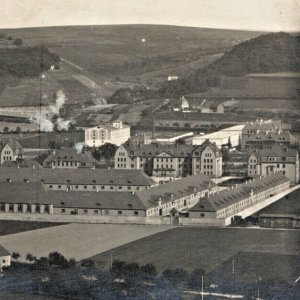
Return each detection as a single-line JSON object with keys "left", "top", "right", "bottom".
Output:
{"left": 0, "top": 223, "right": 172, "bottom": 262}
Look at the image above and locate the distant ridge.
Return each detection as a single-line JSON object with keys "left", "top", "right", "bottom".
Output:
{"left": 160, "top": 32, "right": 300, "bottom": 96}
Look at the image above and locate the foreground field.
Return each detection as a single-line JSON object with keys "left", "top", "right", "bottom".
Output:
{"left": 0, "top": 220, "right": 66, "bottom": 237}
{"left": 91, "top": 227, "right": 300, "bottom": 282}
{"left": 0, "top": 223, "right": 171, "bottom": 262}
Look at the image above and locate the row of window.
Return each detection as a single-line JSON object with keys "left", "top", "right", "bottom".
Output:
{"left": 48, "top": 184, "right": 140, "bottom": 191}
{"left": 60, "top": 209, "right": 139, "bottom": 215}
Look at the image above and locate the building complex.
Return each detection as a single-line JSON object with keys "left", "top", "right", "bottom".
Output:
{"left": 115, "top": 140, "right": 222, "bottom": 178}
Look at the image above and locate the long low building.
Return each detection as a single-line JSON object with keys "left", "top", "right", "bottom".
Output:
{"left": 192, "top": 124, "right": 245, "bottom": 148}
{"left": 189, "top": 172, "right": 290, "bottom": 221}
{"left": 0, "top": 173, "right": 217, "bottom": 218}
{"left": 0, "top": 168, "right": 156, "bottom": 192}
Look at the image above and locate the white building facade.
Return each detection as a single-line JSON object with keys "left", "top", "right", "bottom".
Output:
{"left": 85, "top": 121, "right": 130, "bottom": 147}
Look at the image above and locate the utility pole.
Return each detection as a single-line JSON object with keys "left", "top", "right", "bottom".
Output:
{"left": 110, "top": 252, "right": 113, "bottom": 270}
{"left": 201, "top": 275, "right": 204, "bottom": 300}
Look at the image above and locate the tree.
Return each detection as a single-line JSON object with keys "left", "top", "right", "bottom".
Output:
{"left": 112, "top": 259, "right": 126, "bottom": 275}
{"left": 48, "top": 140, "right": 60, "bottom": 149}
{"left": 48, "top": 251, "right": 68, "bottom": 268}
{"left": 14, "top": 38, "right": 23, "bottom": 46}
{"left": 12, "top": 252, "right": 20, "bottom": 260}
{"left": 26, "top": 253, "right": 35, "bottom": 263}
{"left": 81, "top": 259, "right": 95, "bottom": 269}
{"left": 188, "top": 268, "right": 206, "bottom": 289}
{"left": 176, "top": 138, "right": 186, "bottom": 145}
{"left": 96, "top": 143, "right": 118, "bottom": 161}
{"left": 15, "top": 126, "right": 22, "bottom": 134}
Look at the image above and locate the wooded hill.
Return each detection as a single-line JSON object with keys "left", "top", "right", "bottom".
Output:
{"left": 160, "top": 32, "right": 300, "bottom": 96}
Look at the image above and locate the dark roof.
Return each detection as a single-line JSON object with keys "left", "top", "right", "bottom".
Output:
{"left": 190, "top": 172, "right": 289, "bottom": 213}
{"left": 251, "top": 145, "right": 298, "bottom": 160}
{"left": 46, "top": 190, "right": 145, "bottom": 210}
{"left": 0, "top": 182, "right": 48, "bottom": 204}
{"left": 1, "top": 159, "right": 41, "bottom": 168}
{"left": 0, "top": 182, "right": 145, "bottom": 211}
{"left": 243, "top": 120, "right": 282, "bottom": 132}
{"left": 122, "top": 140, "right": 221, "bottom": 158}
{"left": 155, "top": 111, "right": 253, "bottom": 123}
{"left": 0, "top": 167, "right": 156, "bottom": 187}
{"left": 245, "top": 132, "right": 291, "bottom": 142}
{"left": 43, "top": 148, "right": 97, "bottom": 164}
{"left": 135, "top": 173, "right": 216, "bottom": 209}
{"left": 0, "top": 244, "right": 10, "bottom": 256}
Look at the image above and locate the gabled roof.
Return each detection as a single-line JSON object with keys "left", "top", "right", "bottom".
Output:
{"left": 122, "top": 140, "right": 220, "bottom": 158}
{"left": 0, "top": 244, "right": 10, "bottom": 257}
{"left": 0, "top": 182, "right": 145, "bottom": 211}
{"left": 1, "top": 159, "right": 41, "bottom": 169}
{"left": 251, "top": 145, "right": 298, "bottom": 159}
{"left": 0, "top": 138, "right": 23, "bottom": 153}
{"left": 243, "top": 120, "right": 282, "bottom": 132}
{"left": 43, "top": 148, "right": 97, "bottom": 164}
{"left": 0, "top": 167, "right": 156, "bottom": 187}
{"left": 190, "top": 172, "right": 289, "bottom": 213}
{"left": 245, "top": 131, "right": 291, "bottom": 142}
{"left": 135, "top": 173, "right": 216, "bottom": 209}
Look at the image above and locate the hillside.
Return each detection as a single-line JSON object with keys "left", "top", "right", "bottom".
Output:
{"left": 160, "top": 32, "right": 300, "bottom": 96}
{"left": 0, "top": 25, "right": 261, "bottom": 84}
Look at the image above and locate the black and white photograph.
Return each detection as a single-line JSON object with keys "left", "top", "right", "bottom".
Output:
{"left": 0, "top": 0, "right": 299, "bottom": 299}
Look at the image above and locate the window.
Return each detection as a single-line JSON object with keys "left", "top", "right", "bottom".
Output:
{"left": 134, "top": 211, "right": 139, "bottom": 216}
{"left": 58, "top": 185, "right": 61, "bottom": 189}
{"left": 110, "top": 186, "right": 114, "bottom": 190}
{"left": 83, "top": 209, "right": 88, "bottom": 214}
{"left": 118, "top": 211, "right": 122, "bottom": 215}
{"left": 105, "top": 210, "right": 109, "bottom": 215}
{"left": 200, "top": 213, "right": 205, "bottom": 217}
{"left": 94, "top": 210, "right": 98, "bottom": 214}
{"left": 127, "top": 186, "right": 132, "bottom": 190}
{"left": 84, "top": 186, "right": 87, "bottom": 189}
{"left": 75, "top": 185, "right": 78, "bottom": 189}
{"left": 61, "top": 209, "right": 65, "bottom": 213}
{"left": 118, "top": 186, "right": 122, "bottom": 190}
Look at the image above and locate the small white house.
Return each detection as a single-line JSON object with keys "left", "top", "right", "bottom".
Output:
{"left": 0, "top": 245, "right": 11, "bottom": 269}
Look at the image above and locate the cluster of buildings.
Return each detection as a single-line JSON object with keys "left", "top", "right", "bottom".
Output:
{"left": 114, "top": 139, "right": 222, "bottom": 178}
{"left": 0, "top": 115, "right": 298, "bottom": 229}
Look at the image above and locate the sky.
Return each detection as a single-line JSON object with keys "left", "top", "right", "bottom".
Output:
{"left": 1, "top": 0, "right": 300, "bottom": 31}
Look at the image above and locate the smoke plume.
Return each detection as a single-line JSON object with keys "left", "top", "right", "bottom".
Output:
{"left": 74, "top": 142, "right": 84, "bottom": 154}
{"left": 30, "top": 90, "right": 74, "bottom": 132}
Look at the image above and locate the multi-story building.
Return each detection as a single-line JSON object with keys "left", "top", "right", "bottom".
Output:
{"left": 248, "top": 145, "right": 299, "bottom": 184}
{"left": 0, "top": 173, "right": 217, "bottom": 218}
{"left": 241, "top": 119, "right": 292, "bottom": 151}
{"left": 85, "top": 120, "right": 130, "bottom": 147}
{"left": 0, "top": 139, "right": 23, "bottom": 165}
{"left": 0, "top": 168, "right": 156, "bottom": 192}
{"left": 114, "top": 140, "right": 222, "bottom": 178}
{"left": 43, "top": 148, "right": 97, "bottom": 169}
{"left": 189, "top": 172, "right": 290, "bottom": 221}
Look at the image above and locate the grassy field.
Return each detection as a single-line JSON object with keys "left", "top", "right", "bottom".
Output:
{"left": 91, "top": 227, "right": 300, "bottom": 280}
{"left": 257, "top": 188, "right": 300, "bottom": 215}
{"left": 1, "top": 25, "right": 260, "bottom": 83}
{"left": 0, "top": 131, "right": 85, "bottom": 149}
{"left": 0, "top": 224, "right": 171, "bottom": 262}
{"left": 0, "top": 220, "right": 66, "bottom": 237}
